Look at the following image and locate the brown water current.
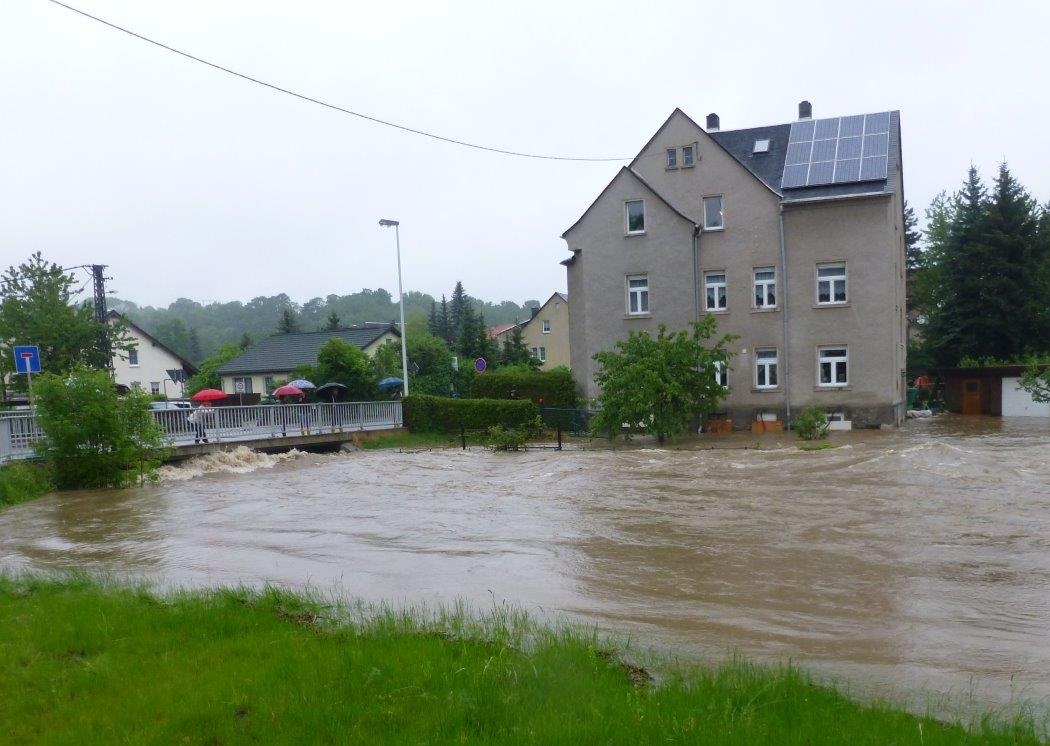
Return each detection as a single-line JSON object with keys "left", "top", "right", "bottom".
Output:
{"left": 2, "top": 415, "right": 1050, "bottom": 712}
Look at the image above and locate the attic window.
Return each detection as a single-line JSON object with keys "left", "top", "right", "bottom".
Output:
{"left": 753, "top": 139, "right": 771, "bottom": 154}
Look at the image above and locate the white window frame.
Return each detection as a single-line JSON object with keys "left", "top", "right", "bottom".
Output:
{"left": 818, "top": 346, "right": 849, "bottom": 387}
{"left": 233, "top": 376, "right": 254, "bottom": 394}
{"left": 816, "top": 262, "right": 848, "bottom": 305}
{"left": 704, "top": 271, "right": 727, "bottom": 312}
{"left": 538, "top": 346, "right": 546, "bottom": 363}
{"left": 626, "top": 274, "right": 650, "bottom": 316}
{"left": 714, "top": 361, "right": 728, "bottom": 389}
{"left": 531, "top": 347, "right": 539, "bottom": 358}
{"left": 703, "top": 195, "right": 724, "bottom": 230}
{"left": 625, "top": 200, "right": 646, "bottom": 235}
{"left": 753, "top": 139, "right": 771, "bottom": 154}
{"left": 666, "top": 148, "right": 677, "bottom": 168}
{"left": 754, "top": 267, "right": 776, "bottom": 309}
{"left": 541, "top": 319, "right": 551, "bottom": 334}
{"left": 128, "top": 348, "right": 139, "bottom": 367}
{"left": 150, "top": 381, "right": 161, "bottom": 395}
{"left": 682, "top": 144, "right": 695, "bottom": 167}
{"left": 755, "top": 348, "right": 778, "bottom": 389}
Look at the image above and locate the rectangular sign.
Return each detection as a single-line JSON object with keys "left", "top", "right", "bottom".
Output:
{"left": 13, "top": 345, "right": 41, "bottom": 374}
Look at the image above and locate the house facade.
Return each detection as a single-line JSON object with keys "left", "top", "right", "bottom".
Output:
{"left": 519, "top": 292, "right": 569, "bottom": 370}
{"left": 108, "top": 311, "right": 197, "bottom": 398}
{"left": 563, "top": 102, "right": 907, "bottom": 429}
{"left": 215, "top": 324, "right": 399, "bottom": 397}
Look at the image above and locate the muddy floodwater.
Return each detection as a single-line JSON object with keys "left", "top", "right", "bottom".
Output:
{"left": 3, "top": 415, "right": 1050, "bottom": 712}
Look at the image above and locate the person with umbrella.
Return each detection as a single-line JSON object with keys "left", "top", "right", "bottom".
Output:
{"left": 316, "top": 382, "right": 347, "bottom": 430}
{"left": 189, "top": 388, "right": 226, "bottom": 444}
{"left": 272, "top": 384, "right": 303, "bottom": 436}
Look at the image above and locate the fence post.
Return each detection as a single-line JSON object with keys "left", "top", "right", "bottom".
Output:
{"left": 557, "top": 423, "right": 562, "bottom": 451}
{"left": 460, "top": 422, "right": 466, "bottom": 450}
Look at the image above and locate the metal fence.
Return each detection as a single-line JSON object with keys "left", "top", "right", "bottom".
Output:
{"left": 0, "top": 401, "right": 403, "bottom": 464}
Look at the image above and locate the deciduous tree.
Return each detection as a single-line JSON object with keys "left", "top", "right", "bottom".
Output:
{"left": 592, "top": 318, "right": 734, "bottom": 443}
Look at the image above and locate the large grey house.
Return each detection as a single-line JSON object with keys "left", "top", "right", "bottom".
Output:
{"left": 563, "top": 101, "right": 906, "bottom": 429}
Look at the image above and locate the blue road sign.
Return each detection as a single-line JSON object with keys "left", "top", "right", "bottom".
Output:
{"left": 13, "top": 345, "right": 41, "bottom": 374}
{"left": 474, "top": 357, "right": 487, "bottom": 373}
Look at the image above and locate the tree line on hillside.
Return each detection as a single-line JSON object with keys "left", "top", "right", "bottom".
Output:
{"left": 112, "top": 287, "right": 540, "bottom": 365}
{"left": 909, "top": 164, "right": 1050, "bottom": 370}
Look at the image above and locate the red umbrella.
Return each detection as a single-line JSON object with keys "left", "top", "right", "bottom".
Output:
{"left": 192, "top": 388, "right": 228, "bottom": 402}
{"left": 272, "top": 384, "right": 303, "bottom": 398}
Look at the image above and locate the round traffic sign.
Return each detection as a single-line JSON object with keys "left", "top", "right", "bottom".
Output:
{"left": 474, "top": 357, "right": 487, "bottom": 373}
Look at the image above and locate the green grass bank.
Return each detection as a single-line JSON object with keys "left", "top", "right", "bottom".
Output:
{"left": 0, "top": 577, "right": 1042, "bottom": 745}
{"left": 0, "top": 461, "right": 52, "bottom": 509}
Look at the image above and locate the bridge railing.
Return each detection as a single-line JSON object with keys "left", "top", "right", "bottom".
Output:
{"left": 0, "top": 401, "right": 403, "bottom": 463}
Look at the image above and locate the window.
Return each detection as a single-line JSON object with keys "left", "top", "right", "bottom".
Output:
{"left": 754, "top": 267, "right": 776, "bottom": 308}
{"left": 818, "top": 347, "right": 848, "bottom": 387}
{"left": 666, "top": 148, "right": 677, "bottom": 168}
{"left": 150, "top": 382, "right": 161, "bottom": 395}
{"left": 714, "top": 361, "right": 728, "bottom": 389}
{"left": 538, "top": 347, "right": 547, "bottom": 363}
{"left": 541, "top": 319, "right": 551, "bottom": 334}
{"left": 625, "top": 200, "right": 645, "bottom": 234}
{"left": 264, "top": 376, "right": 276, "bottom": 395}
{"left": 703, "top": 196, "right": 724, "bottom": 230}
{"left": 817, "top": 262, "right": 847, "bottom": 304}
{"left": 753, "top": 139, "right": 771, "bottom": 154}
{"left": 682, "top": 145, "right": 695, "bottom": 167}
{"left": 705, "top": 272, "right": 727, "bottom": 311}
{"left": 755, "top": 348, "right": 778, "bottom": 389}
{"left": 531, "top": 347, "right": 539, "bottom": 358}
{"left": 627, "top": 274, "right": 649, "bottom": 315}
{"left": 826, "top": 408, "right": 845, "bottom": 422}
{"left": 233, "top": 376, "right": 254, "bottom": 394}
{"left": 128, "top": 348, "right": 139, "bottom": 366}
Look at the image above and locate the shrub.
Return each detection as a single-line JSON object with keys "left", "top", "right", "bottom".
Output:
{"left": 486, "top": 425, "right": 528, "bottom": 451}
{"left": 470, "top": 368, "right": 578, "bottom": 408}
{"left": 403, "top": 395, "right": 539, "bottom": 433}
{"left": 0, "top": 462, "right": 52, "bottom": 508}
{"left": 34, "top": 366, "right": 169, "bottom": 488}
{"left": 793, "top": 405, "right": 830, "bottom": 441}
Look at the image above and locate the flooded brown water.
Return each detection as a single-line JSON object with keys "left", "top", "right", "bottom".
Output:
{"left": 2, "top": 414, "right": 1050, "bottom": 712}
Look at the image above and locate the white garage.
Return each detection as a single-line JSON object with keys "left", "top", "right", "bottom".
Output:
{"left": 1001, "top": 377, "right": 1050, "bottom": 417}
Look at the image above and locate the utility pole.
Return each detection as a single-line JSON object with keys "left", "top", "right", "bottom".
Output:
{"left": 91, "top": 264, "right": 111, "bottom": 369}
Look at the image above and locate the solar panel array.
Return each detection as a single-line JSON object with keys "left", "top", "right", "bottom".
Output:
{"left": 781, "top": 111, "right": 891, "bottom": 189}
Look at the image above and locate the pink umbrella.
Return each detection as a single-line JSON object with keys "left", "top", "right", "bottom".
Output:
{"left": 272, "top": 384, "right": 303, "bottom": 398}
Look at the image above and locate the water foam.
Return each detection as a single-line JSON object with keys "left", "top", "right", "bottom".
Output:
{"left": 158, "top": 446, "right": 306, "bottom": 481}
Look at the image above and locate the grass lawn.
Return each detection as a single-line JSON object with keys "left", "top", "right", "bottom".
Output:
{"left": 0, "top": 577, "right": 1043, "bottom": 745}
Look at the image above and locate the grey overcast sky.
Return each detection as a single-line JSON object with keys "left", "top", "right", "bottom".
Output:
{"left": 3, "top": 1, "right": 1049, "bottom": 308}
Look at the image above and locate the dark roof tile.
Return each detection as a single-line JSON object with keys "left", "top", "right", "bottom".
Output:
{"left": 217, "top": 325, "right": 398, "bottom": 375}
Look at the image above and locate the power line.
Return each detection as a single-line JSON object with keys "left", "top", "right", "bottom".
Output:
{"left": 45, "top": 0, "right": 635, "bottom": 163}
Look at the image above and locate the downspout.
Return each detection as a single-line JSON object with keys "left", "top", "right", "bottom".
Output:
{"left": 692, "top": 224, "right": 702, "bottom": 321}
{"left": 778, "top": 205, "right": 791, "bottom": 429}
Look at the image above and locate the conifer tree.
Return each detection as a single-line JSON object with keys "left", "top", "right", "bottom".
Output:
{"left": 449, "top": 282, "right": 467, "bottom": 347}
{"left": 439, "top": 295, "right": 452, "bottom": 346}
{"left": 426, "top": 301, "right": 439, "bottom": 337}
{"left": 904, "top": 201, "right": 922, "bottom": 277}
{"left": 499, "top": 325, "right": 535, "bottom": 367}
{"left": 277, "top": 307, "right": 301, "bottom": 334}
{"left": 325, "top": 310, "right": 341, "bottom": 331}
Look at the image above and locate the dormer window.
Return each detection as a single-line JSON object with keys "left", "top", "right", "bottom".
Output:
{"left": 753, "top": 139, "right": 771, "bottom": 154}
{"left": 682, "top": 145, "right": 695, "bottom": 167}
{"left": 666, "top": 148, "right": 677, "bottom": 168}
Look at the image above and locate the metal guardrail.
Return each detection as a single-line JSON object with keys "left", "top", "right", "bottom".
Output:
{"left": 0, "top": 401, "right": 403, "bottom": 464}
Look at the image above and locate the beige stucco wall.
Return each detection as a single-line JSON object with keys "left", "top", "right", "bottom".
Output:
{"left": 111, "top": 325, "right": 189, "bottom": 398}
{"left": 565, "top": 109, "right": 906, "bottom": 426}
{"left": 520, "top": 294, "right": 570, "bottom": 370}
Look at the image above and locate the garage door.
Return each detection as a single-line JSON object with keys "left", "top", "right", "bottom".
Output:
{"left": 1001, "top": 377, "right": 1050, "bottom": 417}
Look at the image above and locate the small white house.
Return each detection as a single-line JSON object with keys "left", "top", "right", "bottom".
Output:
{"left": 108, "top": 311, "right": 197, "bottom": 398}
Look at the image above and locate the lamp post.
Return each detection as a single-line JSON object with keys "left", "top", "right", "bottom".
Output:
{"left": 379, "top": 219, "right": 409, "bottom": 397}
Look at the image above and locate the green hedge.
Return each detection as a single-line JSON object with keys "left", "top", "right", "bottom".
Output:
{"left": 403, "top": 395, "right": 539, "bottom": 433}
{"left": 469, "top": 369, "right": 578, "bottom": 408}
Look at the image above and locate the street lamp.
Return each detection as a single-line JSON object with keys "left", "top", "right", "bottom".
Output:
{"left": 379, "top": 218, "right": 409, "bottom": 397}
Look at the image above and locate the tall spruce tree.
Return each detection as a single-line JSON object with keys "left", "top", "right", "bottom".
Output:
{"left": 277, "top": 307, "right": 301, "bottom": 334}
{"left": 449, "top": 282, "right": 467, "bottom": 347}
{"left": 904, "top": 201, "right": 922, "bottom": 277}
{"left": 426, "top": 300, "right": 439, "bottom": 337}
{"left": 925, "top": 167, "right": 990, "bottom": 365}
{"left": 325, "top": 310, "right": 341, "bottom": 331}
{"left": 499, "top": 325, "right": 535, "bottom": 367}
{"left": 439, "top": 295, "right": 452, "bottom": 346}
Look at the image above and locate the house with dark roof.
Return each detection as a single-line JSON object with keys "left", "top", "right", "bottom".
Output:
{"left": 563, "top": 101, "right": 907, "bottom": 429}
{"left": 488, "top": 292, "right": 570, "bottom": 370}
{"left": 215, "top": 324, "right": 399, "bottom": 396}
{"left": 108, "top": 311, "right": 198, "bottom": 398}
